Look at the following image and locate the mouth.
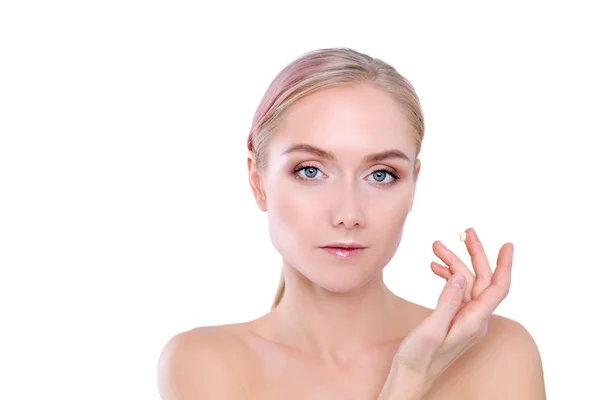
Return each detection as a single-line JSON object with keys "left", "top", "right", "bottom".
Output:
{"left": 319, "top": 243, "right": 367, "bottom": 258}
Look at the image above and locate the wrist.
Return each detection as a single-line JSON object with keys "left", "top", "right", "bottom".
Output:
{"left": 388, "top": 386, "right": 427, "bottom": 400}
{"left": 377, "top": 367, "right": 430, "bottom": 400}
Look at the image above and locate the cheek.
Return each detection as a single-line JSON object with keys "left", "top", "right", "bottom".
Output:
{"left": 266, "top": 178, "right": 321, "bottom": 247}
{"left": 368, "top": 194, "right": 412, "bottom": 241}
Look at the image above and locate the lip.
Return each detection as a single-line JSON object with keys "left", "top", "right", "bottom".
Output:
{"left": 320, "top": 243, "right": 367, "bottom": 258}
{"left": 321, "top": 243, "right": 367, "bottom": 249}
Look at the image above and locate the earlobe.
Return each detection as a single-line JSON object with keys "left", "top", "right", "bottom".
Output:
{"left": 247, "top": 151, "right": 268, "bottom": 212}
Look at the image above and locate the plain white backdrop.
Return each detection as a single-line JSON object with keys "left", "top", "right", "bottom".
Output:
{"left": 1, "top": 1, "right": 598, "bottom": 399}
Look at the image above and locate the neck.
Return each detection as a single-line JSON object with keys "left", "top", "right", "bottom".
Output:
{"left": 268, "top": 263, "right": 405, "bottom": 364}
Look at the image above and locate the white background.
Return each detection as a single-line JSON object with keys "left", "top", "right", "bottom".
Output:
{"left": 1, "top": 1, "right": 598, "bottom": 399}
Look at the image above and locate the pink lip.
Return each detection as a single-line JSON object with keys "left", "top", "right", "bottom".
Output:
{"left": 320, "top": 243, "right": 366, "bottom": 258}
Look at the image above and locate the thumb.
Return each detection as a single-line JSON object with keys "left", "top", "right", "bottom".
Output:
{"left": 428, "top": 274, "right": 466, "bottom": 334}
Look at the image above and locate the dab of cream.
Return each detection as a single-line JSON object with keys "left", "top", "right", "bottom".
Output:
{"left": 459, "top": 231, "right": 467, "bottom": 242}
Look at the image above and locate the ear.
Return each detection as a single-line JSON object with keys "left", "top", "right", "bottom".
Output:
{"left": 247, "top": 151, "right": 268, "bottom": 212}
{"left": 413, "top": 158, "right": 421, "bottom": 180}
{"left": 409, "top": 158, "right": 421, "bottom": 213}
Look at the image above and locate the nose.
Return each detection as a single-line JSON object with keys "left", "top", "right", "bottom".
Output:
{"left": 331, "top": 183, "right": 365, "bottom": 229}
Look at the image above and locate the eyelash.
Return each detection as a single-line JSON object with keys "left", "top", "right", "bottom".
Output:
{"left": 293, "top": 164, "right": 400, "bottom": 187}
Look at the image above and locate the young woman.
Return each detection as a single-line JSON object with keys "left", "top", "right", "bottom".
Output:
{"left": 158, "top": 47, "right": 546, "bottom": 399}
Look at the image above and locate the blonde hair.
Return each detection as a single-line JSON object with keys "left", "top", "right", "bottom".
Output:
{"left": 246, "top": 47, "right": 425, "bottom": 309}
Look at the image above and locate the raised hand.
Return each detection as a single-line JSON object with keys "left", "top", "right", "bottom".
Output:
{"left": 378, "top": 228, "right": 514, "bottom": 399}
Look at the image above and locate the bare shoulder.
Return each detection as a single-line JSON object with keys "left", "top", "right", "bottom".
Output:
{"left": 157, "top": 324, "right": 253, "bottom": 400}
{"left": 458, "top": 314, "right": 546, "bottom": 399}
{"left": 393, "top": 300, "right": 546, "bottom": 398}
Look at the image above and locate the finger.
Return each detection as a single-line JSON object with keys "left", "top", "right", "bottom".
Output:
{"left": 431, "top": 261, "right": 452, "bottom": 280}
{"left": 433, "top": 241, "right": 474, "bottom": 302}
{"left": 431, "top": 262, "right": 469, "bottom": 307}
{"left": 424, "top": 274, "right": 466, "bottom": 338}
{"left": 397, "top": 274, "right": 467, "bottom": 370}
{"left": 469, "top": 242, "right": 514, "bottom": 320}
{"left": 463, "top": 228, "right": 493, "bottom": 299}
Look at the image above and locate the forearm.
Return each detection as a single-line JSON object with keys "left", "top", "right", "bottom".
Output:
{"left": 376, "top": 368, "right": 429, "bottom": 400}
{"left": 377, "top": 386, "right": 426, "bottom": 400}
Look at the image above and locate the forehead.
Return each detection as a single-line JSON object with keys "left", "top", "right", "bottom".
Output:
{"left": 272, "top": 83, "right": 416, "bottom": 156}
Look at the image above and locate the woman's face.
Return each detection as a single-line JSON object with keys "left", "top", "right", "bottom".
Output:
{"left": 250, "top": 83, "right": 420, "bottom": 292}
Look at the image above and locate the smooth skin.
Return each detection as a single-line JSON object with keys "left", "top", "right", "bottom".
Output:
{"left": 158, "top": 84, "right": 546, "bottom": 399}
{"left": 379, "top": 229, "right": 525, "bottom": 399}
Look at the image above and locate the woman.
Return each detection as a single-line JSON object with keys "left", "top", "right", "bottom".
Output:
{"left": 158, "top": 47, "right": 546, "bottom": 399}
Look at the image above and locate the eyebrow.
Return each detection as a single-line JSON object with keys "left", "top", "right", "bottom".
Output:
{"left": 281, "top": 143, "right": 412, "bottom": 163}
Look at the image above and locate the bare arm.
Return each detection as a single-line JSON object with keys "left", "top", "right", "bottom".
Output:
{"left": 157, "top": 327, "right": 250, "bottom": 400}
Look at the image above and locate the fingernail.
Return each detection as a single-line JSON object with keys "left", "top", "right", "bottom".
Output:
{"left": 451, "top": 275, "right": 465, "bottom": 289}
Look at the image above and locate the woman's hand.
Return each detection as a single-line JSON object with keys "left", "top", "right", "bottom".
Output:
{"left": 378, "top": 228, "right": 514, "bottom": 399}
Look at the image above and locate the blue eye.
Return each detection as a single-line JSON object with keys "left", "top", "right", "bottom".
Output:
{"left": 293, "top": 165, "right": 399, "bottom": 186}
{"left": 367, "top": 169, "right": 399, "bottom": 184}
{"left": 372, "top": 171, "right": 388, "bottom": 182}
{"left": 295, "top": 166, "right": 324, "bottom": 180}
{"left": 303, "top": 167, "right": 318, "bottom": 178}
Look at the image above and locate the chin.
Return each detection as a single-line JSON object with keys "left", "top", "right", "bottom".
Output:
{"left": 295, "top": 258, "right": 381, "bottom": 293}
